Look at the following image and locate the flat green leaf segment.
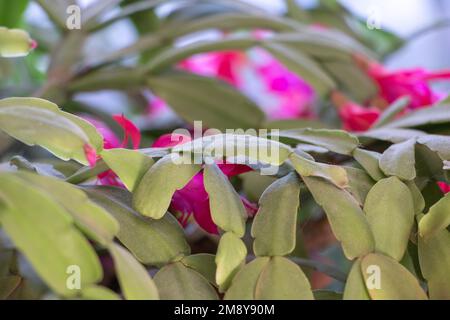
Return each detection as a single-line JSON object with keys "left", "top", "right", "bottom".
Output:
{"left": 204, "top": 163, "right": 247, "bottom": 236}
{"left": 251, "top": 172, "right": 300, "bottom": 256}
{"left": 279, "top": 128, "right": 359, "bottom": 155}
{"left": 0, "top": 98, "right": 103, "bottom": 165}
{"left": 15, "top": 172, "right": 119, "bottom": 245}
{"left": 133, "top": 154, "right": 201, "bottom": 219}
{"left": 419, "top": 192, "right": 450, "bottom": 238}
{"left": 215, "top": 232, "right": 247, "bottom": 292}
{"left": 417, "top": 215, "right": 450, "bottom": 299}
{"left": 364, "top": 177, "right": 415, "bottom": 261}
{"left": 361, "top": 253, "right": 427, "bottom": 300}
{"left": 148, "top": 72, "right": 265, "bottom": 130}
{"left": 0, "top": 27, "right": 33, "bottom": 57}
{"left": 101, "top": 148, "right": 154, "bottom": 192}
{"left": 154, "top": 262, "right": 218, "bottom": 300}
{"left": 303, "top": 176, "right": 374, "bottom": 259}
{"left": 0, "top": 173, "right": 102, "bottom": 297}
{"left": 109, "top": 243, "right": 159, "bottom": 300}
{"left": 226, "top": 257, "right": 313, "bottom": 300}
{"left": 172, "top": 134, "right": 292, "bottom": 166}
{"left": 86, "top": 186, "right": 190, "bottom": 266}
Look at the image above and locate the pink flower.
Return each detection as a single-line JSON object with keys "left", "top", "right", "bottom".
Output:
{"left": 148, "top": 48, "right": 315, "bottom": 121}
{"left": 179, "top": 51, "right": 247, "bottom": 87}
{"left": 359, "top": 58, "right": 450, "bottom": 110}
{"left": 332, "top": 91, "right": 381, "bottom": 132}
{"left": 152, "top": 133, "right": 257, "bottom": 234}
{"left": 83, "top": 114, "right": 141, "bottom": 186}
{"left": 438, "top": 182, "right": 450, "bottom": 194}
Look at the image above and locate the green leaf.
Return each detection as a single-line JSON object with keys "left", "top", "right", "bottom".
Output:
{"left": 419, "top": 193, "right": 450, "bottom": 238}
{"left": 147, "top": 72, "right": 265, "bottom": 130}
{"left": 0, "top": 173, "right": 102, "bottom": 297}
{"left": 279, "top": 128, "right": 358, "bottom": 155}
{"left": 80, "top": 285, "right": 121, "bottom": 300}
{"left": 15, "top": 172, "right": 119, "bottom": 245}
{"left": 364, "top": 177, "right": 414, "bottom": 261}
{"left": 251, "top": 172, "right": 300, "bottom": 256}
{"left": 379, "top": 138, "right": 416, "bottom": 180}
{"left": 406, "top": 181, "right": 426, "bottom": 215}
{"left": 0, "top": 27, "right": 33, "bottom": 57}
{"left": 0, "top": 0, "right": 29, "bottom": 28}
{"left": 215, "top": 232, "right": 247, "bottom": 292}
{"left": 352, "top": 148, "right": 385, "bottom": 181}
{"left": 343, "top": 258, "right": 370, "bottom": 300}
{"left": 154, "top": 262, "right": 218, "bottom": 300}
{"left": 322, "top": 61, "right": 377, "bottom": 103}
{"left": 174, "top": 134, "right": 292, "bottom": 167}
{"left": 417, "top": 135, "right": 450, "bottom": 160}
{"left": 204, "top": 163, "right": 247, "bottom": 236}
{"left": 289, "top": 152, "right": 348, "bottom": 188}
{"left": 344, "top": 167, "right": 375, "bottom": 206}
{"left": 86, "top": 186, "right": 190, "bottom": 266}
{"left": 303, "top": 176, "right": 375, "bottom": 259}
{"left": 261, "top": 42, "right": 336, "bottom": 96}
{"left": 417, "top": 215, "right": 450, "bottom": 299}
{"left": 225, "top": 257, "right": 270, "bottom": 300}
{"left": 181, "top": 254, "right": 216, "bottom": 286}
{"left": 0, "top": 98, "right": 103, "bottom": 165}
{"left": 254, "top": 257, "right": 314, "bottom": 300}
{"left": 101, "top": 149, "right": 154, "bottom": 192}
{"left": 360, "top": 253, "right": 427, "bottom": 300}
{"left": 384, "top": 104, "right": 450, "bottom": 128}
{"left": 133, "top": 154, "right": 201, "bottom": 219}
{"left": 371, "top": 96, "right": 410, "bottom": 128}
{"left": 360, "top": 128, "right": 425, "bottom": 143}
{"left": 109, "top": 243, "right": 159, "bottom": 300}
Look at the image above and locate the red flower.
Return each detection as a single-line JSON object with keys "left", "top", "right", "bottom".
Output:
{"left": 152, "top": 134, "right": 257, "bottom": 234}
{"left": 84, "top": 114, "right": 141, "bottom": 186}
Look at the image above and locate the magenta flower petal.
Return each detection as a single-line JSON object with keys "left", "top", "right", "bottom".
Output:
{"left": 112, "top": 114, "right": 141, "bottom": 149}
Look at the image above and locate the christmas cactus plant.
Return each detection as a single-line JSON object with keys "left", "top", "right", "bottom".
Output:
{"left": 0, "top": 0, "right": 449, "bottom": 301}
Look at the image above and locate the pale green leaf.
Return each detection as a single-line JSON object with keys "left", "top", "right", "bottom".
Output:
{"left": 215, "top": 232, "right": 247, "bottom": 292}
{"left": 109, "top": 243, "right": 159, "bottom": 300}
{"left": 154, "top": 262, "right": 218, "bottom": 300}
{"left": 15, "top": 172, "right": 119, "bottom": 245}
{"left": 0, "top": 173, "right": 102, "bottom": 297}
{"left": 133, "top": 154, "right": 201, "bottom": 219}
{"left": 204, "top": 163, "right": 247, "bottom": 236}
{"left": 290, "top": 153, "right": 348, "bottom": 188}
{"left": 86, "top": 186, "right": 190, "bottom": 266}
{"left": 379, "top": 138, "right": 416, "bottom": 180}
{"left": 343, "top": 258, "right": 370, "bottom": 300}
{"left": 303, "top": 176, "right": 375, "bottom": 259}
{"left": 371, "top": 96, "right": 410, "bottom": 128}
{"left": 0, "top": 98, "right": 102, "bottom": 165}
{"left": 279, "top": 128, "right": 358, "bottom": 155}
{"left": 251, "top": 172, "right": 300, "bottom": 256}
{"left": 361, "top": 253, "right": 427, "bottom": 300}
{"left": 224, "top": 257, "right": 269, "bottom": 300}
{"left": 101, "top": 149, "right": 154, "bottom": 192}
{"left": 81, "top": 285, "right": 121, "bottom": 300}
{"left": 418, "top": 215, "right": 450, "bottom": 299}
{"left": 352, "top": 148, "right": 385, "bottom": 181}
{"left": 181, "top": 254, "right": 216, "bottom": 286}
{"left": 419, "top": 193, "right": 450, "bottom": 238}
{"left": 254, "top": 257, "right": 314, "bottom": 300}
{"left": 364, "top": 177, "right": 414, "bottom": 261}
